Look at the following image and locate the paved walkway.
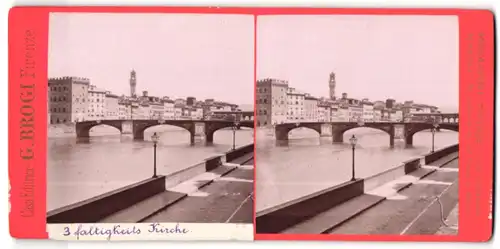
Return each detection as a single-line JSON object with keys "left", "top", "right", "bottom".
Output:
{"left": 435, "top": 204, "right": 459, "bottom": 235}
{"left": 142, "top": 153, "right": 254, "bottom": 223}
{"left": 329, "top": 158, "right": 458, "bottom": 235}
{"left": 99, "top": 152, "right": 254, "bottom": 223}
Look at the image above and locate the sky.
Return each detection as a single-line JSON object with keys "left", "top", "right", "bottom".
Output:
{"left": 48, "top": 13, "right": 254, "bottom": 106}
{"left": 257, "top": 15, "right": 459, "bottom": 112}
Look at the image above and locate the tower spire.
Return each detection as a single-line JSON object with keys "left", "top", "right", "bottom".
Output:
{"left": 130, "top": 70, "right": 136, "bottom": 98}
{"left": 329, "top": 72, "right": 336, "bottom": 100}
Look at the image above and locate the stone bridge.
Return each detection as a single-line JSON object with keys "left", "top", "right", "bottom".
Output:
{"left": 275, "top": 121, "right": 458, "bottom": 146}
{"left": 75, "top": 119, "right": 254, "bottom": 144}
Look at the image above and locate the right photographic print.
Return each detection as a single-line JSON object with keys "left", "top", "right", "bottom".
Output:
{"left": 255, "top": 15, "right": 459, "bottom": 235}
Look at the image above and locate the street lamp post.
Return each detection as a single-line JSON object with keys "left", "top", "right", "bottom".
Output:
{"left": 232, "top": 121, "right": 240, "bottom": 151}
{"left": 151, "top": 132, "right": 160, "bottom": 178}
{"left": 431, "top": 124, "right": 438, "bottom": 153}
{"left": 349, "top": 135, "right": 358, "bottom": 181}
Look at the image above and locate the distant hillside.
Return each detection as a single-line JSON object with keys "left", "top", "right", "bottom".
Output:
{"left": 238, "top": 104, "right": 254, "bottom": 112}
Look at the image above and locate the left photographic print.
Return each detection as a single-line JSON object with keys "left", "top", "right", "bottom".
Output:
{"left": 45, "top": 12, "right": 255, "bottom": 239}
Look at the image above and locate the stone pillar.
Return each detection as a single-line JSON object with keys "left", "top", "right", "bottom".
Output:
{"left": 320, "top": 123, "right": 332, "bottom": 137}
{"left": 190, "top": 133, "right": 195, "bottom": 145}
{"left": 194, "top": 122, "right": 205, "bottom": 139}
{"left": 332, "top": 132, "right": 343, "bottom": 143}
{"left": 121, "top": 120, "right": 133, "bottom": 134}
{"left": 393, "top": 124, "right": 405, "bottom": 139}
{"left": 397, "top": 124, "right": 413, "bottom": 146}
{"left": 191, "top": 122, "right": 206, "bottom": 145}
{"left": 275, "top": 126, "right": 289, "bottom": 141}
{"left": 133, "top": 131, "right": 144, "bottom": 140}
{"left": 205, "top": 133, "right": 214, "bottom": 143}
{"left": 132, "top": 121, "right": 144, "bottom": 140}
{"left": 75, "top": 126, "right": 90, "bottom": 138}
{"left": 405, "top": 135, "right": 413, "bottom": 146}
{"left": 331, "top": 125, "right": 344, "bottom": 143}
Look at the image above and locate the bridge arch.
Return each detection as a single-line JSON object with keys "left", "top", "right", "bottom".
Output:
{"left": 289, "top": 126, "right": 322, "bottom": 138}
{"left": 340, "top": 126, "right": 392, "bottom": 147}
{"left": 141, "top": 124, "right": 194, "bottom": 144}
{"left": 205, "top": 121, "right": 254, "bottom": 143}
{"left": 132, "top": 120, "right": 196, "bottom": 142}
{"left": 75, "top": 120, "right": 123, "bottom": 138}
{"left": 331, "top": 123, "right": 394, "bottom": 146}
{"left": 274, "top": 123, "right": 323, "bottom": 141}
{"left": 405, "top": 123, "right": 459, "bottom": 145}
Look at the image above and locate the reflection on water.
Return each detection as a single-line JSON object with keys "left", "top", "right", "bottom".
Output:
{"left": 48, "top": 125, "right": 253, "bottom": 211}
{"left": 255, "top": 127, "right": 458, "bottom": 212}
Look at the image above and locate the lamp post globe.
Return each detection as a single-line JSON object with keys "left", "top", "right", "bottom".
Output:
{"left": 152, "top": 132, "right": 159, "bottom": 143}
{"left": 350, "top": 134, "right": 358, "bottom": 148}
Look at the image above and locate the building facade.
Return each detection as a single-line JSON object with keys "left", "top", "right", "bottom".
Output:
{"left": 337, "top": 106, "right": 349, "bottom": 122}
{"left": 348, "top": 104, "right": 363, "bottom": 122}
{"left": 105, "top": 93, "right": 120, "bottom": 120}
{"left": 256, "top": 78, "right": 288, "bottom": 126}
{"left": 48, "top": 76, "right": 90, "bottom": 124}
{"left": 174, "top": 104, "right": 184, "bottom": 119}
{"left": 163, "top": 100, "right": 175, "bottom": 119}
{"left": 317, "top": 104, "right": 331, "bottom": 122}
{"left": 48, "top": 71, "right": 243, "bottom": 124}
{"left": 286, "top": 87, "right": 305, "bottom": 121}
{"left": 118, "top": 102, "right": 131, "bottom": 120}
{"left": 87, "top": 85, "right": 106, "bottom": 120}
{"left": 149, "top": 102, "right": 164, "bottom": 120}
{"left": 391, "top": 109, "right": 403, "bottom": 122}
{"left": 304, "top": 95, "right": 319, "bottom": 122}
{"left": 373, "top": 108, "right": 382, "bottom": 122}
{"left": 362, "top": 100, "right": 374, "bottom": 122}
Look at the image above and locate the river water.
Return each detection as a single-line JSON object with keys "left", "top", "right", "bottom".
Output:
{"left": 255, "top": 127, "right": 458, "bottom": 212}
{"left": 47, "top": 125, "right": 253, "bottom": 211}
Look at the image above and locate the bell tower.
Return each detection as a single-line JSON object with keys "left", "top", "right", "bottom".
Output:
{"left": 130, "top": 70, "right": 137, "bottom": 97}
{"left": 329, "top": 72, "right": 336, "bottom": 100}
